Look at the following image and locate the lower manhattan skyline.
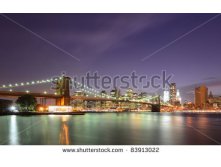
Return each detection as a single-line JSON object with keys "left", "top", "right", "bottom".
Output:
{"left": 1, "top": 13, "right": 221, "bottom": 102}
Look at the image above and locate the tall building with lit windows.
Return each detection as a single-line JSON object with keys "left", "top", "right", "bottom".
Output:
{"left": 110, "top": 88, "right": 120, "bottom": 99}
{"left": 169, "top": 83, "right": 177, "bottom": 105}
{"left": 195, "top": 85, "right": 208, "bottom": 109}
{"left": 126, "top": 88, "right": 133, "bottom": 99}
{"left": 101, "top": 90, "right": 107, "bottom": 97}
{"left": 163, "top": 90, "right": 170, "bottom": 103}
{"left": 176, "top": 89, "right": 181, "bottom": 103}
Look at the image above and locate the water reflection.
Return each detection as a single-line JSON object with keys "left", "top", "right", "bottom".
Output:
{"left": 59, "top": 116, "right": 71, "bottom": 145}
{"left": 1, "top": 113, "right": 221, "bottom": 145}
{"left": 9, "top": 116, "right": 18, "bottom": 145}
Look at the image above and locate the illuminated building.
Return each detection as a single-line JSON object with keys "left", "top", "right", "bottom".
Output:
{"left": 195, "top": 85, "right": 208, "bottom": 109}
{"left": 169, "top": 83, "right": 177, "bottom": 105}
{"left": 176, "top": 89, "right": 181, "bottom": 103}
{"left": 100, "top": 90, "right": 107, "bottom": 97}
{"left": 132, "top": 93, "right": 138, "bottom": 100}
{"left": 74, "top": 91, "right": 85, "bottom": 96}
{"left": 110, "top": 88, "right": 120, "bottom": 99}
{"left": 183, "top": 101, "right": 195, "bottom": 110}
{"left": 126, "top": 88, "right": 133, "bottom": 99}
{"left": 163, "top": 90, "right": 170, "bottom": 103}
{"left": 110, "top": 89, "right": 116, "bottom": 97}
{"left": 48, "top": 106, "right": 73, "bottom": 112}
{"left": 139, "top": 92, "right": 147, "bottom": 98}
{"left": 208, "top": 91, "right": 221, "bottom": 109}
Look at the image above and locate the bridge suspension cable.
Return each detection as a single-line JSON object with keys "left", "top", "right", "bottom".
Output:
{"left": 0, "top": 77, "right": 57, "bottom": 89}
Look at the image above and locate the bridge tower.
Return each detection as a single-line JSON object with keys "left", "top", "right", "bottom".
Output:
{"left": 151, "top": 95, "right": 161, "bottom": 112}
{"left": 54, "top": 76, "right": 71, "bottom": 106}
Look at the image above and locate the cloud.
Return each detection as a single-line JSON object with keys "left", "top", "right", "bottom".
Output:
{"left": 39, "top": 14, "right": 177, "bottom": 59}
{"left": 202, "top": 76, "right": 217, "bottom": 81}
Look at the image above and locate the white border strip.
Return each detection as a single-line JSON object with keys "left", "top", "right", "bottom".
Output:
{"left": 0, "top": 0, "right": 221, "bottom": 13}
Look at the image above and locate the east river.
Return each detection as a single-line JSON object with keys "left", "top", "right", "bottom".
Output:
{"left": 0, "top": 112, "right": 221, "bottom": 145}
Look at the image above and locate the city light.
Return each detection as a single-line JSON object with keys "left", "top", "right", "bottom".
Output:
{"left": 163, "top": 90, "right": 169, "bottom": 103}
{"left": 9, "top": 105, "right": 18, "bottom": 112}
{"left": 48, "top": 106, "right": 73, "bottom": 112}
{"left": 39, "top": 107, "right": 44, "bottom": 112}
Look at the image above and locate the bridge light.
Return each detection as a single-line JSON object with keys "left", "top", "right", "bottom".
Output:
{"left": 9, "top": 89, "right": 13, "bottom": 92}
{"left": 2, "top": 85, "right": 6, "bottom": 88}
{"left": 26, "top": 82, "right": 30, "bottom": 85}
{"left": 21, "top": 83, "right": 24, "bottom": 86}
{"left": 26, "top": 90, "right": 30, "bottom": 93}
{"left": 15, "top": 83, "right": 18, "bottom": 86}
{"left": 44, "top": 91, "right": 47, "bottom": 94}
{"left": 9, "top": 84, "right": 12, "bottom": 87}
{"left": 31, "top": 81, "right": 35, "bottom": 84}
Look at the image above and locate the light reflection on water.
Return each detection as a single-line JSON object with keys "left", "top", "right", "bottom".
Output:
{"left": 9, "top": 116, "right": 18, "bottom": 145}
{"left": 0, "top": 112, "right": 221, "bottom": 145}
{"left": 59, "top": 116, "right": 71, "bottom": 145}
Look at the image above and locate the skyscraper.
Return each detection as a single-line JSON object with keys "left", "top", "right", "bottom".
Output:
{"left": 126, "top": 88, "right": 133, "bottom": 99}
{"left": 163, "top": 90, "right": 170, "bottom": 103}
{"left": 176, "top": 89, "right": 181, "bottom": 103}
{"left": 110, "top": 88, "right": 120, "bottom": 99}
{"left": 195, "top": 85, "right": 208, "bottom": 109}
{"left": 169, "top": 83, "right": 177, "bottom": 105}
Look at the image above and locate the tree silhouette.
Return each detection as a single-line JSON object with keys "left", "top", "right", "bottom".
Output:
{"left": 16, "top": 94, "right": 37, "bottom": 112}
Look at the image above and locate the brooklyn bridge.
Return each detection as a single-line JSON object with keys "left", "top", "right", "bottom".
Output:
{"left": 0, "top": 75, "right": 172, "bottom": 112}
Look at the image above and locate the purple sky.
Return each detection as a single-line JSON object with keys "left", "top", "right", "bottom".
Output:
{"left": 0, "top": 13, "right": 221, "bottom": 101}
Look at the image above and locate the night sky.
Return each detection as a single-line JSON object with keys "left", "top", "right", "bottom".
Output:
{"left": 0, "top": 13, "right": 221, "bottom": 101}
